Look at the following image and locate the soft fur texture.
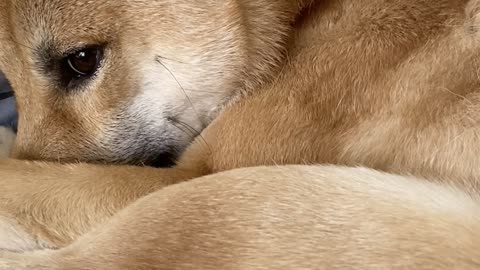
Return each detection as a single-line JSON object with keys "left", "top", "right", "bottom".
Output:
{"left": 0, "top": 128, "right": 14, "bottom": 159}
{"left": 0, "top": 0, "right": 480, "bottom": 269}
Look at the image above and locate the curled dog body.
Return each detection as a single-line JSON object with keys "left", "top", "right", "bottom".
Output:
{"left": 1, "top": 0, "right": 480, "bottom": 269}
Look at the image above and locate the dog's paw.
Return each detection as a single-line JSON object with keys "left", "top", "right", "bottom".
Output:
{"left": 0, "top": 127, "right": 15, "bottom": 159}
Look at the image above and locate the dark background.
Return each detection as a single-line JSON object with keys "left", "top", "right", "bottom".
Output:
{"left": 0, "top": 71, "right": 18, "bottom": 131}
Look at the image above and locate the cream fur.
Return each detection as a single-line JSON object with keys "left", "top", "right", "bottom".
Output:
{"left": 0, "top": 128, "right": 14, "bottom": 159}
{"left": 0, "top": 0, "right": 480, "bottom": 269}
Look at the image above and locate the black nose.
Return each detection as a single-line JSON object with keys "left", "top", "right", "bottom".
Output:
{"left": 147, "top": 151, "right": 177, "bottom": 168}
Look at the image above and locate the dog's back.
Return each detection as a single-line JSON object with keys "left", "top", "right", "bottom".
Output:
{"left": 200, "top": 0, "right": 480, "bottom": 185}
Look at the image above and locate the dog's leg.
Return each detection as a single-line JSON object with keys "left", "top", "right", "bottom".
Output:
{"left": 0, "top": 165, "right": 479, "bottom": 270}
{"left": 0, "top": 159, "right": 203, "bottom": 251}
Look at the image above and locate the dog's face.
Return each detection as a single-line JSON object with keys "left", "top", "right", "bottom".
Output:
{"left": 0, "top": 0, "right": 258, "bottom": 166}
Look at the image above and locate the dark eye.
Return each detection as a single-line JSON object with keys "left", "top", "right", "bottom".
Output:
{"left": 67, "top": 48, "right": 100, "bottom": 76}
{"left": 61, "top": 46, "right": 103, "bottom": 87}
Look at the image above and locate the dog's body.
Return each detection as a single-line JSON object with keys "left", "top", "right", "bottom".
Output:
{"left": 1, "top": 0, "right": 480, "bottom": 269}
{"left": 0, "top": 128, "right": 14, "bottom": 159}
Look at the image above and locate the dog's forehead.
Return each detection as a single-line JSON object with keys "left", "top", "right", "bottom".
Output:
{"left": 11, "top": 0, "right": 119, "bottom": 23}
{"left": 5, "top": 0, "right": 124, "bottom": 47}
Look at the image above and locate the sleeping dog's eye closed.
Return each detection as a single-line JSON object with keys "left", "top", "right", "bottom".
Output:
{"left": 61, "top": 46, "right": 103, "bottom": 88}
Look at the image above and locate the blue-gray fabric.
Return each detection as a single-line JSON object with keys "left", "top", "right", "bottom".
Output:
{"left": 0, "top": 71, "right": 18, "bottom": 131}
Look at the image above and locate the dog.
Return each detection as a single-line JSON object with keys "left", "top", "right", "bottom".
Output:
{"left": 0, "top": 128, "right": 14, "bottom": 159}
{"left": 1, "top": 0, "right": 480, "bottom": 269}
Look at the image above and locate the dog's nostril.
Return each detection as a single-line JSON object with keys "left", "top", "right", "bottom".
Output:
{"left": 148, "top": 151, "right": 177, "bottom": 168}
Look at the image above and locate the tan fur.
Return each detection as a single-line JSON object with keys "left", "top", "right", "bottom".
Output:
{"left": 0, "top": 0, "right": 480, "bottom": 269}
{"left": 0, "top": 128, "right": 14, "bottom": 159}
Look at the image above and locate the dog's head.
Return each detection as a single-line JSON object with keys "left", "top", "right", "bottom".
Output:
{"left": 0, "top": 0, "right": 290, "bottom": 166}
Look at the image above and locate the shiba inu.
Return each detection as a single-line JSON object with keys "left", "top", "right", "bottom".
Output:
{"left": 0, "top": 128, "right": 14, "bottom": 159}
{"left": 1, "top": 0, "right": 480, "bottom": 269}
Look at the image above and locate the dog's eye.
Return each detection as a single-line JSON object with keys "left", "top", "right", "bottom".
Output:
{"left": 60, "top": 46, "right": 103, "bottom": 88}
{"left": 66, "top": 47, "right": 102, "bottom": 77}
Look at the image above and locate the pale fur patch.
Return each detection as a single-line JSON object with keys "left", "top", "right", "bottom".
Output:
{"left": 0, "top": 217, "right": 39, "bottom": 252}
{"left": 0, "top": 127, "right": 15, "bottom": 159}
{"left": 123, "top": 46, "right": 241, "bottom": 150}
